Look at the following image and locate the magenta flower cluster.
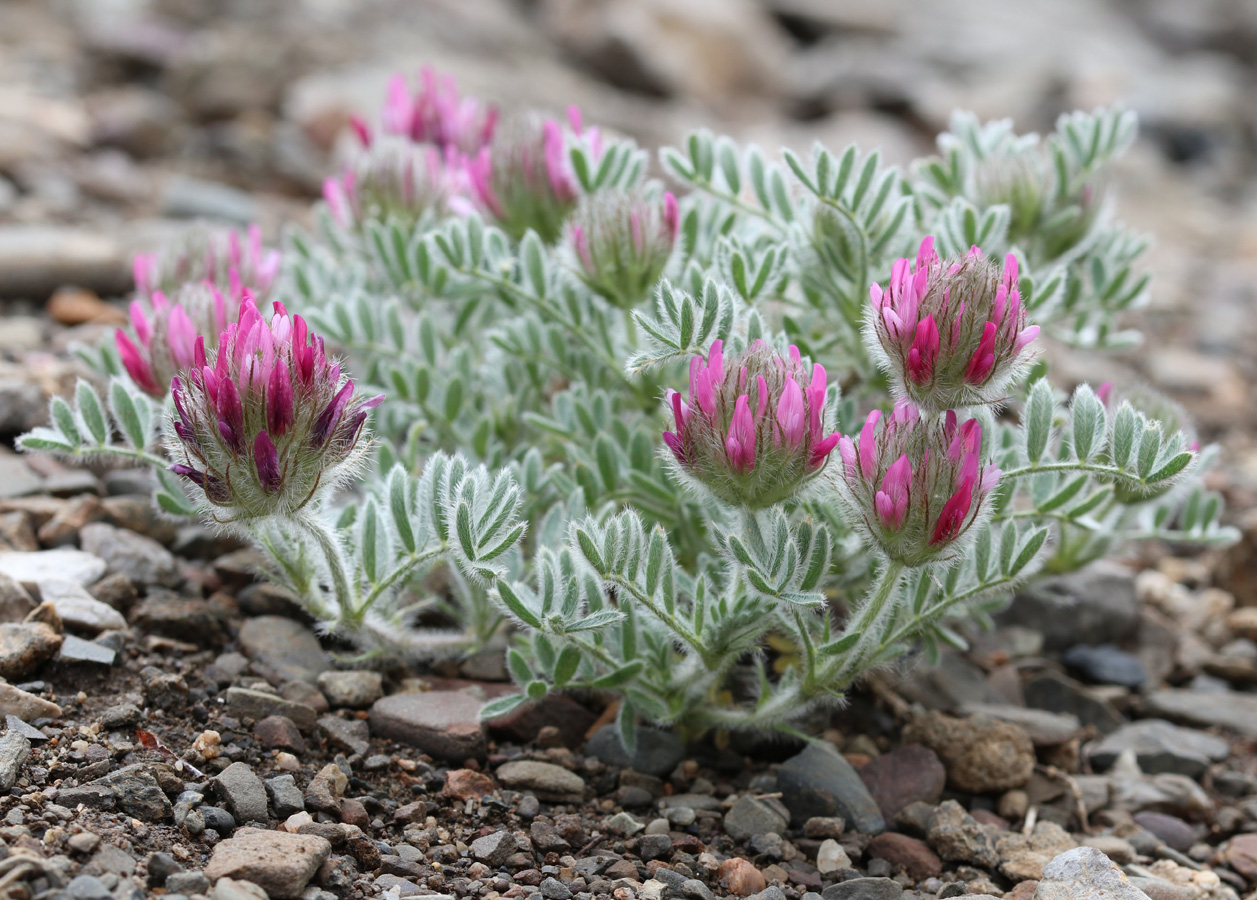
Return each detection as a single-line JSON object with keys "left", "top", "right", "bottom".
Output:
{"left": 868, "top": 237, "right": 1038, "bottom": 413}
{"left": 166, "top": 295, "right": 382, "bottom": 521}
{"left": 350, "top": 68, "right": 498, "bottom": 156}
{"left": 116, "top": 283, "right": 234, "bottom": 398}
{"left": 835, "top": 403, "right": 1002, "bottom": 565}
{"left": 664, "top": 340, "right": 839, "bottom": 508}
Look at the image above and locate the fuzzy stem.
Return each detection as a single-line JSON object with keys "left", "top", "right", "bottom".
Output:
{"left": 819, "top": 558, "right": 905, "bottom": 692}
{"left": 294, "top": 512, "right": 358, "bottom": 628}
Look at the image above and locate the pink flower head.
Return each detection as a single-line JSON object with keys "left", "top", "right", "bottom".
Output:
{"left": 834, "top": 402, "right": 1001, "bottom": 565}
{"left": 166, "top": 294, "right": 383, "bottom": 522}
{"left": 663, "top": 340, "right": 839, "bottom": 507}
{"left": 323, "top": 138, "right": 458, "bottom": 229}
{"left": 465, "top": 112, "right": 588, "bottom": 243}
{"left": 132, "top": 224, "right": 281, "bottom": 306}
{"left": 867, "top": 237, "right": 1039, "bottom": 412}
{"left": 365, "top": 67, "right": 498, "bottom": 156}
{"left": 116, "top": 281, "right": 237, "bottom": 398}
{"left": 565, "top": 188, "right": 680, "bottom": 308}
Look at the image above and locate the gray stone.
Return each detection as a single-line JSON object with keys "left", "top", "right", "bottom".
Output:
{"left": 265, "top": 774, "right": 305, "bottom": 818}
{"left": 585, "top": 724, "right": 684, "bottom": 777}
{"left": 201, "top": 805, "right": 237, "bottom": 835}
{"left": 0, "top": 730, "right": 30, "bottom": 790}
{"left": 0, "top": 572, "right": 34, "bottom": 622}
{"left": 724, "top": 795, "right": 789, "bottom": 841}
{"left": 777, "top": 743, "right": 885, "bottom": 833}
{"left": 215, "top": 761, "right": 269, "bottom": 824}
{"left": 1032, "top": 846, "right": 1152, "bottom": 899}
{"left": 999, "top": 561, "right": 1140, "bottom": 651}
{"left": 928, "top": 800, "right": 1000, "bottom": 868}
{"left": 316, "top": 670, "right": 382, "bottom": 708}
{"left": 5, "top": 716, "right": 46, "bottom": 741}
{"left": 39, "top": 579, "right": 127, "bottom": 633}
{"left": 162, "top": 175, "right": 260, "bottom": 224}
{"left": 540, "top": 876, "right": 572, "bottom": 900}
{"left": 960, "top": 703, "right": 1081, "bottom": 746}
{"left": 820, "top": 877, "right": 903, "bottom": 899}
{"left": 369, "top": 691, "right": 486, "bottom": 761}
{"left": 495, "top": 759, "right": 585, "bottom": 802}
{"left": 1025, "top": 670, "right": 1126, "bottom": 734}
{"left": 79, "top": 523, "right": 179, "bottom": 587}
{"left": 95, "top": 765, "right": 173, "bottom": 821}
{"left": 0, "top": 452, "right": 43, "bottom": 500}
{"left": 471, "top": 830, "right": 516, "bottom": 866}
{"left": 318, "top": 715, "right": 370, "bottom": 756}
{"left": 168, "top": 871, "right": 212, "bottom": 894}
{"left": 204, "top": 828, "right": 332, "bottom": 899}
{"left": 0, "top": 226, "right": 130, "bottom": 298}
{"left": 1145, "top": 689, "right": 1257, "bottom": 736}
{"left": 224, "top": 687, "right": 318, "bottom": 731}
{"left": 67, "top": 875, "right": 114, "bottom": 900}
{"left": 1063, "top": 644, "right": 1148, "bottom": 688}
{"left": 238, "top": 616, "right": 330, "bottom": 683}
{"left": 0, "top": 549, "right": 106, "bottom": 588}
{"left": 1087, "top": 720, "right": 1229, "bottom": 777}
{"left": 212, "top": 877, "right": 270, "bottom": 900}
{"left": 59, "top": 634, "right": 116, "bottom": 665}
{"left": 607, "top": 811, "right": 645, "bottom": 835}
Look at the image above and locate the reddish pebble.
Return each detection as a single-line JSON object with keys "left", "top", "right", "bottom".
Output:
{"left": 340, "top": 798, "right": 369, "bottom": 829}
{"left": 443, "top": 767, "right": 495, "bottom": 800}
{"left": 719, "top": 858, "right": 766, "bottom": 897}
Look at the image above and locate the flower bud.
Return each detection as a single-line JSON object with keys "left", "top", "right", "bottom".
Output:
{"left": 835, "top": 403, "right": 1001, "bottom": 566}
{"left": 165, "top": 294, "right": 383, "bottom": 523}
{"left": 663, "top": 340, "right": 840, "bottom": 508}
{"left": 867, "top": 237, "right": 1038, "bottom": 413}
{"left": 352, "top": 67, "right": 497, "bottom": 156}
{"left": 116, "top": 281, "right": 237, "bottom": 397}
{"left": 972, "top": 153, "right": 1102, "bottom": 262}
{"left": 323, "top": 137, "right": 459, "bottom": 230}
{"left": 465, "top": 108, "right": 590, "bottom": 243}
{"left": 566, "top": 188, "right": 679, "bottom": 308}
{"left": 133, "top": 224, "right": 281, "bottom": 305}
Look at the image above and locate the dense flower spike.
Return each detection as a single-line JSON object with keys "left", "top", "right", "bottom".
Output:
{"left": 165, "top": 295, "right": 383, "bottom": 523}
{"left": 351, "top": 67, "right": 498, "bottom": 156}
{"left": 116, "top": 281, "right": 237, "bottom": 398}
{"left": 133, "top": 224, "right": 281, "bottom": 308}
{"left": 867, "top": 237, "right": 1039, "bottom": 413}
{"left": 466, "top": 108, "right": 591, "bottom": 243}
{"left": 835, "top": 403, "right": 1001, "bottom": 566}
{"left": 323, "top": 137, "right": 462, "bottom": 230}
{"left": 663, "top": 340, "right": 839, "bottom": 507}
{"left": 566, "top": 188, "right": 679, "bottom": 308}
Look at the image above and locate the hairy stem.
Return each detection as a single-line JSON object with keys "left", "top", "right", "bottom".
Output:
{"left": 294, "top": 512, "right": 358, "bottom": 627}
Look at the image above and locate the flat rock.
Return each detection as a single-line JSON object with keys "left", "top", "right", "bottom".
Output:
{"left": 1032, "top": 846, "right": 1152, "bottom": 899}
{"left": 487, "top": 693, "right": 598, "bottom": 748}
{"left": 204, "top": 828, "right": 331, "bottom": 899}
{"left": 0, "top": 549, "right": 106, "bottom": 589}
{"left": 317, "top": 715, "right": 370, "bottom": 756}
{"left": 495, "top": 760, "right": 585, "bottom": 802}
{"left": 859, "top": 743, "right": 946, "bottom": 821}
{"left": 777, "top": 742, "right": 885, "bottom": 834}
{"left": 903, "top": 711, "right": 1035, "bottom": 793}
{"left": 0, "top": 226, "right": 130, "bottom": 298}
{"left": 237, "top": 616, "right": 329, "bottom": 683}
{"left": 0, "top": 621, "right": 62, "bottom": 679}
{"left": 585, "top": 724, "right": 684, "bottom": 777}
{"left": 58, "top": 634, "right": 116, "bottom": 665}
{"left": 6, "top": 716, "right": 48, "bottom": 741}
{"left": 724, "top": 795, "right": 789, "bottom": 841}
{"left": 1063, "top": 643, "right": 1148, "bottom": 688}
{"left": 1145, "top": 689, "right": 1257, "bottom": 736}
{"left": 1224, "top": 833, "right": 1257, "bottom": 882}
{"left": 0, "top": 452, "right": 43, "bottom": 500}
{"left": 79, "top": 522, "right": 179, "bottom": 587}
{"left": 1024, "top": 670, "right": 1126, "bottom": 734}
{"left": 38, "top": 579, "right": 126, "bottom": 633}
{"left": 316, "top": 670, "right": 382, "bottom": 708}
{"left": 960, "top": 702, "right": 1081, "bottom": 746}
{"left": 999, "top": 561, "right": 1140, "bottom": 651}
{"left": 820, "top": 877, "right": 902, "bottom": 899}
{"left": 369, "top": 691, "right": 486, "bottom": 761}
{"left": 224, "top": 687, "right": 318, "bottom": 731}
{"left": 0, "top": 572, "right": 34, "bottom": 622}
{"left": 1087, "top": 719, "right": 1229, "bottom": 777}
{"left": 214, "top": 761, "right": 269, "bottom": 824}
{"left": 0, "top": 730, "right": 30, "bottom": 790}
{"left": 866, "top": 832, "right": 941, "bottom": 881}
{"left": 0, "top": 681, "right": 60, "bottom": 720}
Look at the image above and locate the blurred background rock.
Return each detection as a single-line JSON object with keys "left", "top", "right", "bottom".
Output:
{"left": 0, "top": 0, "right": 1255, "bottom": 500}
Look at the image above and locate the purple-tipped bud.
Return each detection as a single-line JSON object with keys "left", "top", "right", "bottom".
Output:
{"left": 663, "top": 340, "right": 839, "bottom": 507}
{"left": 365, "top": 67, "right": 497, "bottom": 156}
{"left": 165, "top": 295, "right": 382, "bottom": 522}
{"left": 833, "top": 402, "right": 1001, "bottom": 566}
{"left": 564, "top": 188, "right": 679, "bottom": 308}
{"left": 867, "top": 237, "right": 1038, "bottom": 413}
{"left": 323, "top": 138, "right": 463, "bottom": 230}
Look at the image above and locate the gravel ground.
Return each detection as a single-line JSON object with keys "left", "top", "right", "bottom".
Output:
{"left": 2, "top": 1, "right": 1257, "bottom": 899}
